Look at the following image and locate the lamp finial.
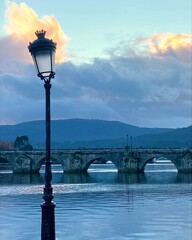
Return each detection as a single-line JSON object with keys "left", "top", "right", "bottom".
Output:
{"left": 35, "top": 30, "right": 46, "bottom": 39}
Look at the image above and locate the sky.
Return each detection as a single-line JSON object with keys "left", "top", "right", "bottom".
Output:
{"left": 0, "top": 0, "right": 191, "bottom": 128}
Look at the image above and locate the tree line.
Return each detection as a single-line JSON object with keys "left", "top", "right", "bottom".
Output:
{"left": 0, "top": 136, "right": 33, "bottom": 151}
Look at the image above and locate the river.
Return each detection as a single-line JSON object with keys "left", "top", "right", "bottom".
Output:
{"left": 0, "top": 161, "right": 191, "bottom": 240}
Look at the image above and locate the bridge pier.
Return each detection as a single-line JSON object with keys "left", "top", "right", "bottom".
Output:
{"left": 176, "top": 155, "right": 192, "bottom": 173}
{"left": 13, "top": 155, "right": 39, "bottom": 174}
{"left": 0, "top": 151, "right": 41, "bottom": 173}
{"left": 61, "top": 153, "right": 87, "bottom": 173}
{"left": 117, "top": 149, "right": 138, "bottom": 172}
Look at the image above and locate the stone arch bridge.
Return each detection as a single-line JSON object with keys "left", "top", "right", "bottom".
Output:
{"left": 0, "top": 148, "right": 192, "bottom": 174}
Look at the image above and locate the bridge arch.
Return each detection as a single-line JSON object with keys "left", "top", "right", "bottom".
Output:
{"left": 0, "top": 154, "right": 13, "bottom": 165}
{"left": 0, "top": 155, "right": 13, "bottom": 170}
{"left": 0, "top": 155, "right": 11, "bottom": 164}
{"left": 139, "top": 153, "right": 185, "bottom": 172}
{"left": 142, "top": 157, "right": 177, "bottom": 172}
{"left": 83, "top": 157, "right": 118, "bottom": 172}
{"left": 35, "top": 156, "right": 62, "bottom": 172}
{"left": 84, "top": 157, "right": 104, "bottom": 171}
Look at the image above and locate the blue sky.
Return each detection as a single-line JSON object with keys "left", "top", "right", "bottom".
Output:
{"left": 1, "top": 0, "right": 191, "bottom": 61}
{"left": 0, "top": 0, "right": 191, "bottom": 128}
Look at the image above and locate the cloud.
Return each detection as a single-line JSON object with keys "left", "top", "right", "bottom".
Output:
{"left": 1, "top": 31, "right": 191, "bottom": 127}
{"left": 0, "top": 3, "right": 191, "bottom": 128}
{"left": 49, "top": 33, "right": 191, "bottom": 128}
{"left": 138, "top": 33, "right": 192, "bottom": 62}
{"left": 0, "top": 2, "right": 68, "bottom": 74}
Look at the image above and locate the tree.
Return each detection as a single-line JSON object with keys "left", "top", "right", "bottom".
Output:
{"left": 13, "top": 136, "right": 33, "bottom": 150}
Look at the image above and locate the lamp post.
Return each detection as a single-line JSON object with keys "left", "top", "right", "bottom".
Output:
{"left": 28, "top": 30, "right": 57, "bottom": 240}
{"left": 126, "top": 134, "right": 129, "bottom": 148}
{"left": 130, "top": 136, "right": 133, "bottom": 150}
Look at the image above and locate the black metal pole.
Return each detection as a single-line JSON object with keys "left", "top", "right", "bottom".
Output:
{"left": 41, "top": 81, "right": 56, "bottom": 240}
{"left": 126, "top": 134, "right": 129, "bottom": 148}
{"left": 130, "top": 136, "right": 132, "bottom": 150}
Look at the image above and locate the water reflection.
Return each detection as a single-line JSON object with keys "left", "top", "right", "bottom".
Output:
{"left": 0, "top": 163, "right": 192, "bottom": 240}
{"left": 143, "top": 171, "right": 178, "bottom": 184}
{"left": 0, "top": 172, "right": 43, "bottom": 184}
{"left": 0, "top": 163, "right": 192, "bottom": 185}
{"left": 62, "top": 173, "right": 90, "bottom": 184}
{"left": 116, "top": 172, "right": 146, "bottom": 184}
{"left": 13, "top": 173, "right": 43, "bottom": 184}
{"left": 177, "top": 173, "right": 192, "bottom": 183}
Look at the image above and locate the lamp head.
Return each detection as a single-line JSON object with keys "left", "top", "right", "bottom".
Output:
{"left": 28, "top": 30, "right": 57, "bottom": 81}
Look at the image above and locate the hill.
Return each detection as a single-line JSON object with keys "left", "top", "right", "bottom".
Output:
{"left": 0, "top": 118, "right": 190, "bottom": 148}
{"left": 129, "top": 125, "right": 192, "bottom": 148}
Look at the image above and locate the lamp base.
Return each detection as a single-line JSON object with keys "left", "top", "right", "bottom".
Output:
{"left": 41, "top": 202, "right": 56, "bottom": 240}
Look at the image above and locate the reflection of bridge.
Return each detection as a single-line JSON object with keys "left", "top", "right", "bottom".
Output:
{"left": 0, "top": 148, "right": 192, "bottom": 173}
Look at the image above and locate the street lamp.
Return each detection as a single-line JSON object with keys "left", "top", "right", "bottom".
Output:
{"left": 28, "top": 30, "right": 57, "bottom": 240}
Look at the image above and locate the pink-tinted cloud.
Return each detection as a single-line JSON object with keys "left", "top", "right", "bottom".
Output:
{"left": 138, "top": 33, "right": 192, "bottom": 62}
{"left": 0, "top": 4, "right": 191, "bottom": 128}
{"left": 0, "top": 2, "right": 68, "bottom": 74}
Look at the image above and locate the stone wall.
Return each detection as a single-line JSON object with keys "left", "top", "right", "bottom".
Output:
{"left": 0, "top": 148, "right": 191, "bottom": 173}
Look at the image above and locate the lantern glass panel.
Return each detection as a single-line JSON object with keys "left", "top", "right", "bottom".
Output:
{"left": 33, "top": 50, "right": 55, "bottom": 78}
{"left": 51, "top": 51, "right": 55, "bottom": 72}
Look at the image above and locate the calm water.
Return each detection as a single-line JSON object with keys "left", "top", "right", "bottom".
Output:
{"left": 0, "top": 161, "right": 192, "bottom": 240}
